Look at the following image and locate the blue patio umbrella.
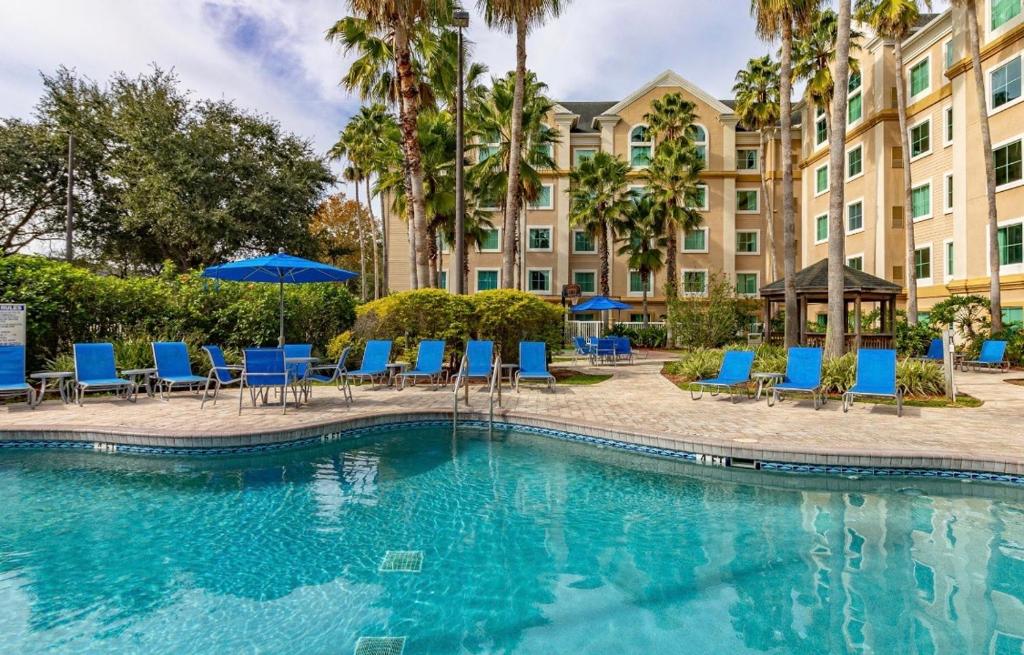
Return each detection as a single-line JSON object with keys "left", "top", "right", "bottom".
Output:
{"left": 571, "top": 295, "right": 631, "bottom": 313}
{"left": 202, "top": 248, "right": 357, "bottom": 346}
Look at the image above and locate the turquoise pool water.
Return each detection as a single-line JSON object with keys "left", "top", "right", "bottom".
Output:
{"left": 1, "top": 426, "right": 1023, "bottom": 654}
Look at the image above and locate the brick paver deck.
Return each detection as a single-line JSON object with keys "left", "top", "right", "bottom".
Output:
{"left": 3, "top": 355, "right": 1024, "bottom": 475}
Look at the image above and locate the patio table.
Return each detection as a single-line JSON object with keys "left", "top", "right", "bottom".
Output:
{"left": 752, "top": 372, "right": 785, "bottom": 401}
{"left": 30, "top": 371, "right": 73, "bottom": 406}
{"left": 122, "top": 368, "right": 157, "bottom": 398}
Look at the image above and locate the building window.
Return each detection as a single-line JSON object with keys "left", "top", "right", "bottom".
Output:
{"left": 992, "top": 0, "right": 1022, "bottom": 31}
{"left": 630, "top": 125, "right": 652, "bottom": 168}
{"left": 910, "top": 58, "right": 930, "bottom": 97}
{"left": 848, "top": 90, "right": 862, "bottom": 124}
{"left": 815, "top": 106, "right": 828, "bottom": 146}
{"left": 910, "top": 120, "right": 931, "bottom": 159}
{"left": 995, "top": 139, "right": 1023, "bottom": 187}
{"left": 915, "top": 246, "right": 932, "bottom": 280}
{"left": 911, "top": 183, "right": 932, "bottom": 220}
{"left": 1003, "top": 306, "right": 1024, "bottom": 326}
{"left": 683, "top": 228, "right": 708, "bottom": 252}
{"left": 527, "top": 226, "right": 551, "bottom": 250}
{"left": 816, "top": 214, "right": 829, "bottom": 243}
{"left": 943, "top": 106, "right": 954, "bottom": 146}
{"left": 688, "top": 184, "right": 709, "bottom": 211}
{"left": 736, "top": 273, "right": 758, "bottom": 296}
{"left": 998, "top": 222, "right": 1024, "bottom": 265}
{"left": 736, "top": 231, "right": 759, "bottom": 254}
{"left": 527, "top": 269, "right": 551, "bottom": 293}
{"left": 682, "top": 270, "right": 708, "bottom": 296}
{"left": 628, "top": 269, "right": 653, "bottom": 294}
{"left": 847, "top": 145, "right": 863, "bottom": 178}
{"left": 534, "top": 124, "right": 554, "bottom": 162}
{"left": 991, "top": 56, "right": 1022, "bottom": 109}
{"left": 478, "top": 228, "right": 501, "bottom": 252}
{"left": 737, "top": 149, "right": 758, "bottom": 170}
{"left": 573, "top": 271, "right": 596, "bottom": 293}
{"left": 944, "top": 173, "right": 954, "bottom": 213}
{"left": 848, "top": 201, "right": 864, "bottom": 233}
{"left": 478, "top": 130, "right": 501, "bottom": 162}
{"left": 438, "top": 271, "right": 447, "bottom": 290}
{"left": 573, "top": 148, "right": 597, "bottom": 167}
{"left": 736, "top": 189, "right": 759, "bottom": 213}
{"left": 944, "top": 40, "right": 954, "bottom": 70}
{"left": 816, "top": 164, "right": 829, "bottom": 195}
{"left": 688, "top": 124, "right": 708, "bottom": 163}
{"left": 946, "top": 241, "right": 955, "bottom": 278}
{"left": 529, "top": 184, "right": 553, "bottom": 210}
{"left": 848, "top": 255, "right": 864, "bottom": 271}
{"left": 572, "top": 229, "right": 596, "bottom": 253}
{"left": 476, "top": 269, "right": 499, "bottom": 291}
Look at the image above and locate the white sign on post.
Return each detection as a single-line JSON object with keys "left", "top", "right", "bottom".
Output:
{"left": 0, "top": 304, "right": 27, "bottom": 346}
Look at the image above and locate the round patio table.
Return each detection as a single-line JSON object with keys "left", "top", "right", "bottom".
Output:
{"left": 500, "top": 363, "right": 519, "bottom": 388}
{"left": 752, "top": 372, "right": 785, "bottom": 401}
{"left": 30, "top": 371, "right": 73, "bottom": 406}
{"left": 386, "top": 362, "right": 409, "bottom": 387}
{"left": 122, "top": 368, "right": 157, "bottom": 398}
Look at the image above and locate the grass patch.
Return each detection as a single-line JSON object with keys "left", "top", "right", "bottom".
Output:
{"left": 551, "top": 368, "right": 612, "bottom": 385}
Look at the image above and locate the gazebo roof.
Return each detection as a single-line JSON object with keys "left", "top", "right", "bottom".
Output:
{"left": 760, "top": 259, "right": 902, "bottom": 298}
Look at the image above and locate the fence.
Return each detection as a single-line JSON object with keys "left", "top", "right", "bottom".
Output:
{"left": 566, "top": 320, "right": 666, "bottom": 341}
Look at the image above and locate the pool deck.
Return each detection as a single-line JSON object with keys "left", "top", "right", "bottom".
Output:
{"left": 3, "top": 354, "right": 1024, "bottom": 476}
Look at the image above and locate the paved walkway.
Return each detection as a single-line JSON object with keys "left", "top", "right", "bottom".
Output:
{"left": 3, "top": 355, "right": 1024, "bottom": 475}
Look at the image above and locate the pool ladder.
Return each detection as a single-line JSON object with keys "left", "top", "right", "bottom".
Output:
{"left": 452, "top": 354, "right": 502, "bottom": 433}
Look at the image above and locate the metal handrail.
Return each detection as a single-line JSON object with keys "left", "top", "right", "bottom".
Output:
{"left": 451, "top": 352, "right": 502, "bottom": 433}
{"left": 487, "top": 355, "right": 502, "bottom": 431}
{"left": 452, "top": 353, "right": 468, "bottom": 430}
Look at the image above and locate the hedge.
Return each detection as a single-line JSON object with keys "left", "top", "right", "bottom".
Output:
{"left": 0, "top": 255, "right": 356, "bottom": 369}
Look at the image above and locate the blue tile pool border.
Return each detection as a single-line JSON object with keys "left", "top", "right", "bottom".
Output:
{"left": 2, "top": 418, "right": 1022, "bottom": 487}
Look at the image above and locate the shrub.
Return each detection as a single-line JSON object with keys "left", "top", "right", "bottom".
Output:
{"left": 821, "top": 352, "right": 856, "bottom": 394}
{"left": 667, "top": 274, "right": 757, "bottom": 349}
{"left": 981, "top": 324, "right": 1024, "bottom": 366}
{"left": 929, "top": 294, "right": 991, "bottom": 341}
{"left": 751, "top": 344, "right": 787, "bottom": 374}
{"left": 895, "top": 320, "right": 939, "bottom": 357}
{"left": 608, "top": 323, "right": 667, "bottom": 348}
{"left": 664, "top": 348, "right": 724, "bottom": 382}
{"left": 471, "top": 289, "right": 563, "bottom": 362}
{"left": 897, "top": 359, "right": 945, "bottom": 396}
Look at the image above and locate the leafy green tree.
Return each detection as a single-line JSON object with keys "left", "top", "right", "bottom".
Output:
{"left": 615, "top": 194, "right": 665, "bottom": 327}
{"left": 568, "top": 151, "right": 631, "bottom": 297}
{"left": 0, "top": 119, "right": 67, "bottom": 254}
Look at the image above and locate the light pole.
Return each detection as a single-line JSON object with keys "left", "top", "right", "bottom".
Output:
{"left": 453, "top": 8, "right": 469, "bottom": 294}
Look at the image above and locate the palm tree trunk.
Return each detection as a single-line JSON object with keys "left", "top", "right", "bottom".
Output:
{"left": 665, "top": 204, "right": 678, "bottom": 299}
{"left": 642, "top": 272, "right": 649, "bottom": 328}
{"left": 781, "top": 21, "right": 799, "bottom": 347}
{"left": 397, "top": 81, "right": 417, "bottom": 290}
{"left": 407, "top": 217, "right": 417, "bottom": 290}
{"left": 394, "top": 22, "right": 431, "bottom": 288}
{"left": 427, "top": 223, "right": 438, "bottom": 288}
{"left": 894, "top": 41, "right": 918, "bottom": 324}
{"left": 355, "top": 178, "right": 367, "bottom": 302}
{"left": 366, "top": 178, "right": 380, "bottom": 299}
{"left": 501, "top": 19, "right": 527, "bottom": 288}
{"left": 760, "top": 129, "right": 778, "bottom": 282}
{"left": 966, "top": 1, "right": 1003, "bottom": 332}
{"left": 599, "top": 224, "right": 611, "bottom": 297}
{"left": 380, "top": 193, "right": 389, "bottom": 295}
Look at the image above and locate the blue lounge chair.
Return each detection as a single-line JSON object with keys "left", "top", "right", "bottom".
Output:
{"left": 152, "top": 341, "right": 207, "bottom": 400}
{"left": 963, "top": 340, "right": 1009, "bottom": 372}
{"left": 283, "top": 343, "right": 314, "bottom": 400}
{"left": 593, "top": 337, "right": 617, "bottom": 365}
{"left": 571, "top": 336, "right": 593, "bottom": 364}
{"left": 398, "top": 340, "right": 447, "bottom": 390}
{"left": 307, "top": 346, "right": 352, "bottom": 403}
{"left": 917, "top": 338, "right": 943, "bottom": 362}
{"left": 465, "top": 340, "right": 495, "bottom": 383}
{"left": 614, "top": 337, "right": 635, "bottom": 364}
{"left": 691, "top": 350, "right": 755, "bottom": 402}
{"left": 0, "top": 345, "right": 35, "bottom": 408}
{"left": 73, "top": 343, "right": 135, "bottom": 405}
{"left": 239, "top": 348, "right": 299, "bottom": 414}
{"left": 516, "top": 341, "right": 556, "bottom": 391}
{"left": 769, "top": 347, "right": 825, "bottom": 409}
{"left": 201, "top": 345, "right": 242, "bottom": 408}
{"left": 843, "top": 349, "right": 903, "bottom": 417}
{"left": 346, "top": 340, "right": 393, "bottom": 390}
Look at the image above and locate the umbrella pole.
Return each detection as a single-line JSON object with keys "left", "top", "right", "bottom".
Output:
{"left": 278, "top": 279, "right": 285, "bottom": 347}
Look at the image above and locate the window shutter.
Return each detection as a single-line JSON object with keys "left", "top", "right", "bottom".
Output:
{"left": 892, "top": 265, "right": 905, "bottom": 281}
{"left": 892, "top": 147, "right": 904, "bottom": 168}
{"left": 892, "top": 206, "right": 905, "bottom": 228}
{"left": 890, "top": 87, "right": 899, "bottom": 108}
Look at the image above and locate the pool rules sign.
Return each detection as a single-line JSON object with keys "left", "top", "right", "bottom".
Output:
{"left": 0, "top": 303, "right": 26, "bottom": 346}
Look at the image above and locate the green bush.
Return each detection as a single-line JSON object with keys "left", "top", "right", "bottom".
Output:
{"left": 897, "top": 359, "right": 945, "bottom": 396}
{"left": 664, "top": 348, "right": 724, "bottom": 381}
{"left": 895, "top": 319, "right": 939, "bottom": 357}
{"left": 667, "top": 274, "right": 758, "bottom": 349}
{"left": 0, "top": 254, "right": 357, "bottom": 369}
{"left": 608, "top": 323, "right": 667, "bottom": 348}
{"left": 470, "top": 289, "right": 563, "bottom": 362}
{"left": 821, "top": 352, "right": 856, "bottom": 393}
{"left": 751, "top": 344, "right": 787, "bottom": 374}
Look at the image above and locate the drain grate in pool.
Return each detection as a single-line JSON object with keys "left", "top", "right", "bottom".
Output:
{"left": 354, "top": 636, "right": 406, "bottom": 655}
{"left": 379, "top": 550, "right": 423, "bottom": 573}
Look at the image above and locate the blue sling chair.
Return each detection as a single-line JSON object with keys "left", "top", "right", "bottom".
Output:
{"left": 152, "top": 341, "right": 208, "bottom": 400}
{"left": 283, "top": 343, "right": 314, "bottom": 401}
{"left": 515, "top": 341, "right": 556, "bottom": 391}
{"left": 307, "top": 346, "right": 353, "bottom": 403}
{"left": 239, "top": 348, "right": 300, "bottom": 415}
{"left": 690, "top": 350, "right": 755, "bottom": 402}
{"left": 73, "top": 343, "right": 135, "bottom": 405}
{"left": 346, "top": 340, "right": 393, "bottom": 391}
{"left": 768, "top": 347, "right": 825, "bottom": 410}
{"left": 456, "top": 340, "right": 496, "bottom": 404}
{"left": 843, "top": 349, "right": 903, "bottom": 417}
{"left": 397, "top": 340, "right": 447, "bottom": 390}
{"left": 963, "top": 340, "right": 1009, "bottom": 372}
{"left": 201, "top": 345, "right": 242, "bottom": 408}
{"left": 0, "top": 345, "right": 35, "bottom": 408}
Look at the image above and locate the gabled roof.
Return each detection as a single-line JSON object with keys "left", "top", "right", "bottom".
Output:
{"left": 556, "top": 101, "right": 617, "bottom": 133}
{"left": 597, "top": 69, "right": 736, "bottom": 125}
{"left": 760, "top": 259, "right": 902, "bottom": 297}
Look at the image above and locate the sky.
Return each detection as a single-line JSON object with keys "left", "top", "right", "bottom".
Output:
{"left": 1, "top": 0, "right": 951, "bottom": 187}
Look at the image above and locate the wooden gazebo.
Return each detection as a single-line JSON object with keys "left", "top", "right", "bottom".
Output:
{"left": 759, "top": 259, "right": 903, "bottom": 350}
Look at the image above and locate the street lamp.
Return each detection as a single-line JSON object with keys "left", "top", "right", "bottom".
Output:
{"left": 453, "top": 8, "right": 469, "bottom": 294}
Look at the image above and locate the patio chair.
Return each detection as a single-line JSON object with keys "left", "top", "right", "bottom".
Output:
{"left": 593, "top": 337, "right": 618, "bottom": 366}
{"left": 397, "top": 340, "right": 447, "bottom": 390}
{"left": 915, "top": 338, "right": 943, "bottom": 363}
{"left": 516, "top": 341, "right": 556, "bottom": 391}
{"left": 239, "top": 348, "right": 299, "bottom": 415}
{"left": 843, "top": 348, "right": 903, "bottom": 417}
{"left": 769, "top": 347, "right": 825, "bottom": 410}
{"left": 614, "top": 337, "right": 634, "bottom": 364}
{"left": 0, "top": 345, "right": 35, "bottom": 408}
{"left": 200, "top": 345, "right": 242, "bottom": 408}
{"left": 73, "top": 343, "right": 135, "bottom": 405}
{"left": 307, "top": 346, "right": 352, "bottom": 403}
{"left": 283, "top": 343, "right": 314, "bottom": 400}
{"left": 346, "top": 340, "right": 393, "bottom": 390}
{"left": 962, "top": 340, "right": 1009, "bottom": 372}
{"left": 464, "top": 340, "right": 495, "bottom": 384}
{"left": 152, "top": 341, "right": 208, "bottom": 400}
{"left": 571, "top": 336, "right": 593, "bottom": 364}
{"left": 690, "top": 349, "right": 755, "bottom": 402}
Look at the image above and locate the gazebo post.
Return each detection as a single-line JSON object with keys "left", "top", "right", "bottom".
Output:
{"left": 799, "top": 296, "right": 807, "bottom": 345}
{"left": 854, "top": 293, "right": 863, "bottom": 350}
{"left": 763, "top": 297, "right": 772, "bottom": 341}
{"left": 889, "top": 298, "right": 897, "bottom": 341}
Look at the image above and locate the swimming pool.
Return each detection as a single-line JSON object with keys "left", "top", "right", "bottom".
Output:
{"left": 1, "top": 425, "right": 1022, "bottom": 654}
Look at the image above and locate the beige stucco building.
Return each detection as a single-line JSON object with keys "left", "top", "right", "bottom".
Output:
{"left": 388, "top": 3, "right": 1024, "bottom": 328}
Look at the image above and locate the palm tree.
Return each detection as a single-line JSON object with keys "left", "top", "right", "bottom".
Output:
{"left": 341, "top": 163, "right": 369, "bottom": 300}
{"left": 793, "top": 9, "right": 861, "bottom": 128}
{"left": 478, "top": 0, "right": 569, "bottom": 288}
{"left": 733, "top": 55, "right": 781, "bottom": 281}
{"left": 568, "top": 151, "right": 632, "bottom": 297}
{"left": 855, "top": 0, "right": 931, "bottom": 325}
{"left": 824, "top": 0, "right": 854, "bottom": 357}
{"left": 616, "top": 194, "right": 666, "bottom": 327}
{"left": 331, "top": 123, "right": 373, "bottom": 301}
{"left": 950, "top": 0, "right": 1002, "bottom": 331}
{"left": 644, "top": 92, "right": 699, "bottom": 298}
{"left": 751, "top": 0, "right": 819, "bottom": 347}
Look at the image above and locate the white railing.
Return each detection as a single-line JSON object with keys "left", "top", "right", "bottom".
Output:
{"left": 613, "top": 321, "right": 666, "bottom": 332}
{"left": 566, "top": 321, "right": 603, "bottom": 340}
